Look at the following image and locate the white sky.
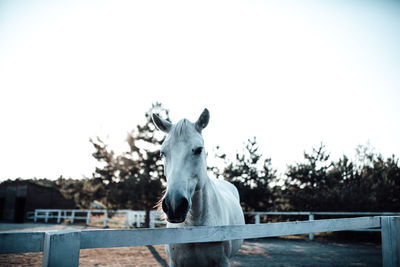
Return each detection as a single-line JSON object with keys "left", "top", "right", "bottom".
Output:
{"left": 0, "top": 0, "right": 399, "bottom": 181}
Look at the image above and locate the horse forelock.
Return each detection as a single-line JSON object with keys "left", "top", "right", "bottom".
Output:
{"left": 170, "top": 119, "right": 196, "bottom": 141}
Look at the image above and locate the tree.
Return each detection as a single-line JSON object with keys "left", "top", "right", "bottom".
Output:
{"left": 220, "top": 137, "right": 277, "bottom": 212}
{"left": 55, "top": 176, "right": 96, "bottom": 209}
{"left": 90, "top": 103, "right": 168, "bottom": 227}
{"left": 283, "top": 143, "right": 400, "bottom": 212}
{"left": 122, "top": 103, "right": 168, "bottom": 226}
{"left": 356, "top": 153, "right": 400, "bottom": 211}
{"left": 284, "top": 143, "right": 340, "bottom": 211}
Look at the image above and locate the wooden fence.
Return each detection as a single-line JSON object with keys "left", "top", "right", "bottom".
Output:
{"left": 245, "top": 211, "right": 400, "bottom": 240}
{"left": 1, "top": 216, "right": 399, "bottom": 267}
{"left": 30, "top": 209, "right": 400, "bottom": 231}
{"left": 30, "top": 209, "right": 165, "bottom": 228}
{"left": 28, "top": 210, "right": 400, "bottom": 241}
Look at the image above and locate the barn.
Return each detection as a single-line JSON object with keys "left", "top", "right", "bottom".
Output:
{"left": 0, "top": 180, "right": 76, "bottom": 223}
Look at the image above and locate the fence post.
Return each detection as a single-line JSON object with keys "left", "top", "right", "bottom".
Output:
{"left": 45, "top": 211, "right": 49, "bottom": 223}
{"left": 42, "top": 230, "right": 81, "bottom": 267}
{"left": 308, "top": 213, "right": 314, "bottom": 241}
{"left": 125, "top": 211, "right": 129, "bottom": 229}
{"left": 34, "top": 210, "right": 38, "bottom": 222}
{"left": 381, "top": 216, "right": 400, "bottom": 267}
{"left": 103, "top": 210, "right": 108, "bottom": 228}
{"left": 255, "top": 214, "right": 260, "bottom": 224}
{"left": 136, "top": 213, "right": 141, "bottom": 228}
{"left": 150, "top": 212, "right": 155, "bottom": 228}
{"left": 71, "top": 211, "right": 75, "bottom": 224}
{"left": 86, "top": 211, "right": 91, "bottom": 226}
{"left": 57, "top": 211, "right": 61, "bottom": 224}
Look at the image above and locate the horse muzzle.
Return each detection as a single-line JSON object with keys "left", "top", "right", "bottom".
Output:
{"left": 162, "top": 194, "right": 190, "bottom": 223}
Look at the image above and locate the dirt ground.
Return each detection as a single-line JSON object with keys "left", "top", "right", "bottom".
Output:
{"left": 0, "top": 223, "right": 381, "bottom": 267}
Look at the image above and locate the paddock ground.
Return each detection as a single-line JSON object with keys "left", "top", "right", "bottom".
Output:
{"left": 0, "top": 223, "right": 381, "bottom": 266}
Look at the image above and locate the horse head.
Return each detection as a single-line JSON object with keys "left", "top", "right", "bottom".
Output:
{"left": 152, "top": 109, "right": 210, "bottom": 223}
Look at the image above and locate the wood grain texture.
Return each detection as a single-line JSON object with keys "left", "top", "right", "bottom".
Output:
{"left": 381, "top": 216, "right": 400, "bottom": 267}
{"left": 42, "top": 230, "right": 80, "bottom": 267}
{"left": 80, "top": 216, "right": 381, "bottom": 249}
{"left": 0, "top": 216, "right": 384, "bottom": 254}
{"left": 0, "top": 232, "right": 44, "bottom": 254}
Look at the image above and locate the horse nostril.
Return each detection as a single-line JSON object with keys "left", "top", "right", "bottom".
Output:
{"left": 178, "top": 197, "right": 189, "bottom": 213}
{"left": 162, "top": 194, "right": 189, "bottom": 222}
{"left": 162, "top": 198, "right": 169, "bottom": 213}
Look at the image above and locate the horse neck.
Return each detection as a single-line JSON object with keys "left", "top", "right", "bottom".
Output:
{"left": 186, "top": 176, "right": 219, "bottom": 226}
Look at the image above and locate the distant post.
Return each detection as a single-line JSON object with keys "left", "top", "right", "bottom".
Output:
{"left": 150, "top": 212, "right": 155, "bottom": 228}
{"left": 103, "top": 210, "right": 108, "bottom": 228}
{"left": 71, "top": 211, "right": 75, "bottom": 224}
{"left": 42, "top": 230, "right": 81, "bottom": 267}
{"left": 137, "top": 213, "right": 141, "bottom": 228}
{"left": 86, "top": 211, "right": 91, "bottom": 226}
{"left": 381, "top": 216, "right": 400, "bottom": 267}
{"left": 125, "top": 211, "right": 129, "bottom": 229}
{"left": 308, "top": 213, "right": 315, "bottom": 241}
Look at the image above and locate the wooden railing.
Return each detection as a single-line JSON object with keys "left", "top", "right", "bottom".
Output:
{"left": 1, "top": 216, "right": 399, "bottom": 267}
{"left": 245, "top": 211, "right": 400, "bottom": 240}
{"left": 30, "top": 209, "right": 165, "bottom": 228}
{"left": 29, "top": 209, "right": 400, "bottom": 241}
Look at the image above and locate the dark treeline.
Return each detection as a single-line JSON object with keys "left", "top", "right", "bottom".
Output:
{"left": 221, "top": 139, "right": 400, "bottom": 213}
{"left": 4, "top": 104, "right": 400, "bottom": 226}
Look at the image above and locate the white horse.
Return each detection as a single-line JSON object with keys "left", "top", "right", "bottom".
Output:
{"left": 152, "top": 108, "right": 245, "bottom": 267}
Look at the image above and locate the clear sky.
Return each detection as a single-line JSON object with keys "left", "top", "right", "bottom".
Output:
{"left": 0, "top": 0, "right": 399, "bottom": 181}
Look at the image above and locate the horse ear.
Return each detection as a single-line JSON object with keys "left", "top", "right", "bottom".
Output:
{"left": 195, "top": 108, "right": 210, "bottom": 133}
{"left": 152, "top": 113, "right": 172, "bottom": 133}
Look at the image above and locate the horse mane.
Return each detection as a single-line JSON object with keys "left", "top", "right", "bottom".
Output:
{"left": 154, "top": 188, "right": 167, "bottom": 221}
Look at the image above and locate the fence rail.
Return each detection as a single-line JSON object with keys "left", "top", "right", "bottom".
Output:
{"left": 245, "top": 211, "right": 400, "bottom": 240}
{"left": 1, "top": 216, "right": 399, "bottom": 267}
{"left": 28, "top": 209, "right": 400, "bottom": 241}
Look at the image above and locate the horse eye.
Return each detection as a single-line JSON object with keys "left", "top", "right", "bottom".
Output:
{"left": 160, "top": 151, "right": 166, "bottom": 158}
{"left": 193, "top": 147, "right": 203, "bottom": 155}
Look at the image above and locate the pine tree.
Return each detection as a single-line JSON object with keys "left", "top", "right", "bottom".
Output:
{"left": 90, "top": 103, "right": 168, "bottom": 227}
{"left": 222, "top": 137, "right": 277, "bottom": 212}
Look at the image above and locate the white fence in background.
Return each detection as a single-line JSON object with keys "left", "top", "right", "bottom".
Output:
{"left": 30, "top": 209, "right": 166, "bottom": 228}
{"left": 245, "top": 211, "right": 400, "bottom": 240}
{"left": 1, "top": 216, "right": 399, "bottom": 267}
